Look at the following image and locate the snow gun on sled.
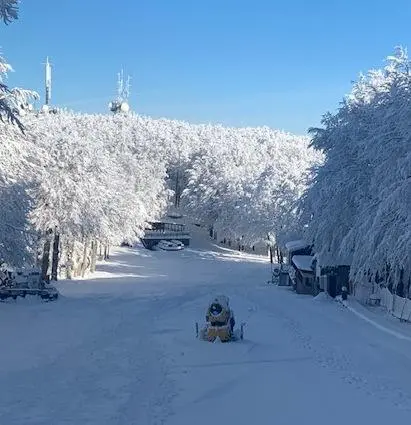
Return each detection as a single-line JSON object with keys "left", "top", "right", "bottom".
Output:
{"left": 195, "top": 295, "right": 244, "bottom": 342}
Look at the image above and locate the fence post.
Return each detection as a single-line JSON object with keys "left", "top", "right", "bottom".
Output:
{"left": 400, "top": 297, "right": 407, "bottom": 322}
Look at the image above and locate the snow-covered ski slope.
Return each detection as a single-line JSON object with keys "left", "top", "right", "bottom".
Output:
{"left": 1, "top": 225, "right": 411, "bottom": 424}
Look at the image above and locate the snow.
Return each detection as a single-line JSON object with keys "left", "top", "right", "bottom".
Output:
{"left": 284, "top": 239, "right": 309, "bottom": 252}
{"left": 291, "top": 254, "right": 314, "bottom": 271}
{"left": 341, "top": 299, "right": 411, "bottom": 343}
{"left": 1, "top": 225, "right": 411, "bottom": 424}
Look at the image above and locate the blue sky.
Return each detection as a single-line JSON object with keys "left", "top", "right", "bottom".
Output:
{"left": 2, "top": 0, "right": 411, "bottom": 134}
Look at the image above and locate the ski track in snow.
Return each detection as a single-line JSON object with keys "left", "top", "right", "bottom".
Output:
{"left": 1, "top": 226, "right": 411, "bottom": 424}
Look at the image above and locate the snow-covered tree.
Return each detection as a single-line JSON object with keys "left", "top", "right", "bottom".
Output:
{"left": 0, "top": 0, "right": 37, "bottom": 130}
{"left": 0, "top": 181, "right": 35, "bottom": 266}
{"left": 300, "top": 47, "right": 411, "bottom": 300}
{"left": 181, "top": 124, "right": 320, "bottom": 246}
{"left": 0, "top": 0, "right": 18, "bottom": 24}
{"left": 0, "top": 112, "right": 42, "bottom": 267}
{"left": 22, "top": 112, "right": 170, "bottom": 278}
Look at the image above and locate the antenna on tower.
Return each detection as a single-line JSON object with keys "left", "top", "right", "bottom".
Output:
{"left": 109, "top": 68, "right": 131, "bottom": 113}
{"left": 124, "top": 74, "right": 131, "bottom": 103}
{"left": 117, "top": 70, "right": 122, "bottom": 100}
{"left": 45, "top": 56, "right": 52, "bottom": 106}
{"left": 39, "top": 57, "right": 58, "bottom": 114}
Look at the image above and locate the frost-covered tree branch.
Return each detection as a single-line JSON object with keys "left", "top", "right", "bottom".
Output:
{"left": 0, "top": 1, "right": 38, "bottom": 131}
{"left": 0, "top": 0, "right": 18, "bottom": 24}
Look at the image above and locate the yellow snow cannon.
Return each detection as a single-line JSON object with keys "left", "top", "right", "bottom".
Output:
{"left": 195, "top": 295, "right": 244, "bottom": 342}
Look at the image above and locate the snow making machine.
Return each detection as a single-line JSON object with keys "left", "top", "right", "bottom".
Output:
{"left": 196, "top": 295, "right": 245, "bottom": 342}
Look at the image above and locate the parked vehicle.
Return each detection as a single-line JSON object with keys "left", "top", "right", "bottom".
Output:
{"left": 156, "top": 240, "right": 184, "bottom": 251}
{"left": 141, "top": 221, "right": 190, "bottom": 250}
{"left": 170, "top": 240, "right": 185, "bottom": 249}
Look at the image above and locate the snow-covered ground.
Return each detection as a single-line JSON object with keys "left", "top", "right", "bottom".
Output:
{"left": 1, "top": 225, "right": 411, "bottom": 424}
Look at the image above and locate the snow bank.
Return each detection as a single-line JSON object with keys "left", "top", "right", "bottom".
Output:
{"left": 313, "top": 291, "right": 333, "bottom": 302}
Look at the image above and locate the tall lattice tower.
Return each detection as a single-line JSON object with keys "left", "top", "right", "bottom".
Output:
{"left": 109, "top": 69, "right": 131, "bottom": 113}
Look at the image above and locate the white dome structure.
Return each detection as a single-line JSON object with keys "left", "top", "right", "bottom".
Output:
{"left": 120, "top": 102, "right": 130, "bottom": 113}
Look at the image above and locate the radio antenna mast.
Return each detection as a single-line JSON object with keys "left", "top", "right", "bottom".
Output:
{"left": 44, "top": 56, "right": 52, "bottom": 106}
{"left": 109, "top": 68, "right": 131, "bottom": 114}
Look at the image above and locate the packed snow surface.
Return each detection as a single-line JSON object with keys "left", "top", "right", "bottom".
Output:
{"left": 1, "top": 226, "right": 411, "bottom": 424}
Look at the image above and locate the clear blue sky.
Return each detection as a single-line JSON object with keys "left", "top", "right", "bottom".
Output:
{"left": 2, "top": 0, "right": 411, "bottom": 134}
